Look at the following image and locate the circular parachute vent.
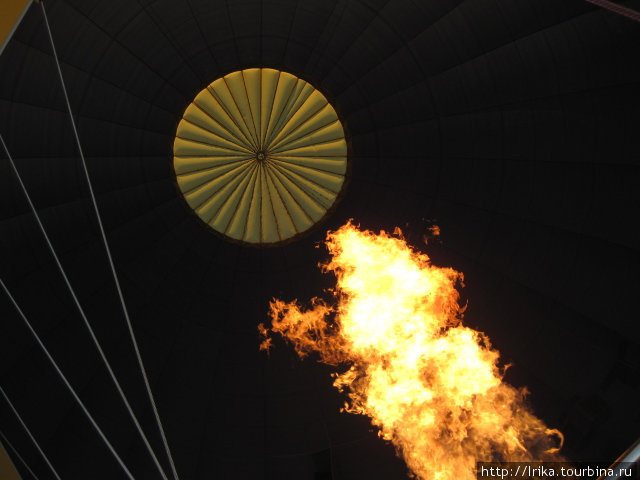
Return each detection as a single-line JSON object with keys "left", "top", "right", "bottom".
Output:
{"left": 173, "top": 68, "right": 348, "bottom": 245}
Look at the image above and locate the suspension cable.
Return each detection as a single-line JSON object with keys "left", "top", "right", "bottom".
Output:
{"left": 0, "top": 386, "right": 60, "bottom": 480}
{"left": 38, "top": 3, "right": 179, "bottom": 479}
{"left": 0, "top": 427, "right": 43, "bottom": 480}
{"left": 1, "top": 124, "right": 168, "bottom": 480}
{"left": 0, "top": 279, "right": 136, "bottom": 480}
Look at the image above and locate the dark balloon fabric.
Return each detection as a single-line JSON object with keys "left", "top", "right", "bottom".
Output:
{"left": 1, "top": 1, "right": 639, "bottom": 479}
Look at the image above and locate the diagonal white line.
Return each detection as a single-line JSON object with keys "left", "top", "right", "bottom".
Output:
{"left": 0, "top": 386, "right": 60, "bottom": 480}
{"left": 0, "top": 425, "right": 44, "bottom": 480}
{"left": 1, "top": 131, "right": 168, "bottom": 480}
{"left": 1, "top": 278, "right": 135, "bottom": 480}
{"left": 39, "top": 3, "right": 180, "bottom": 479}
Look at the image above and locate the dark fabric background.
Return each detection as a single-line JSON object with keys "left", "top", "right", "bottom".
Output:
{"left": 1, "top": 1, "right": 639, "bottom": 478}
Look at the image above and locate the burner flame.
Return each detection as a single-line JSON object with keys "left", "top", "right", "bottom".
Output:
{"left": 260, "top": 222, "right": 563, "bottom": 480}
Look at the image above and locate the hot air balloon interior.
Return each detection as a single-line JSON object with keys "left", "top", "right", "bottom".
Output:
{"left": 1, "top": 1, "right": 639, "bottom": 479}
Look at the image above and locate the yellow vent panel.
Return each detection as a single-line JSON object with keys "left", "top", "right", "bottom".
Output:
{"left": 174, "top": 68, "right": 348, "bottom": 245}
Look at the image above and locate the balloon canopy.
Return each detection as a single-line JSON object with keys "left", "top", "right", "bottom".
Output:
{"left": 1, "top": 1, "right": 639, "bottom": 479}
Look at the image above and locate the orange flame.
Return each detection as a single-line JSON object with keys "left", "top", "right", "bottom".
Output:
{"left": 260, "top": 222, "right": 563, "bottom": 480}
